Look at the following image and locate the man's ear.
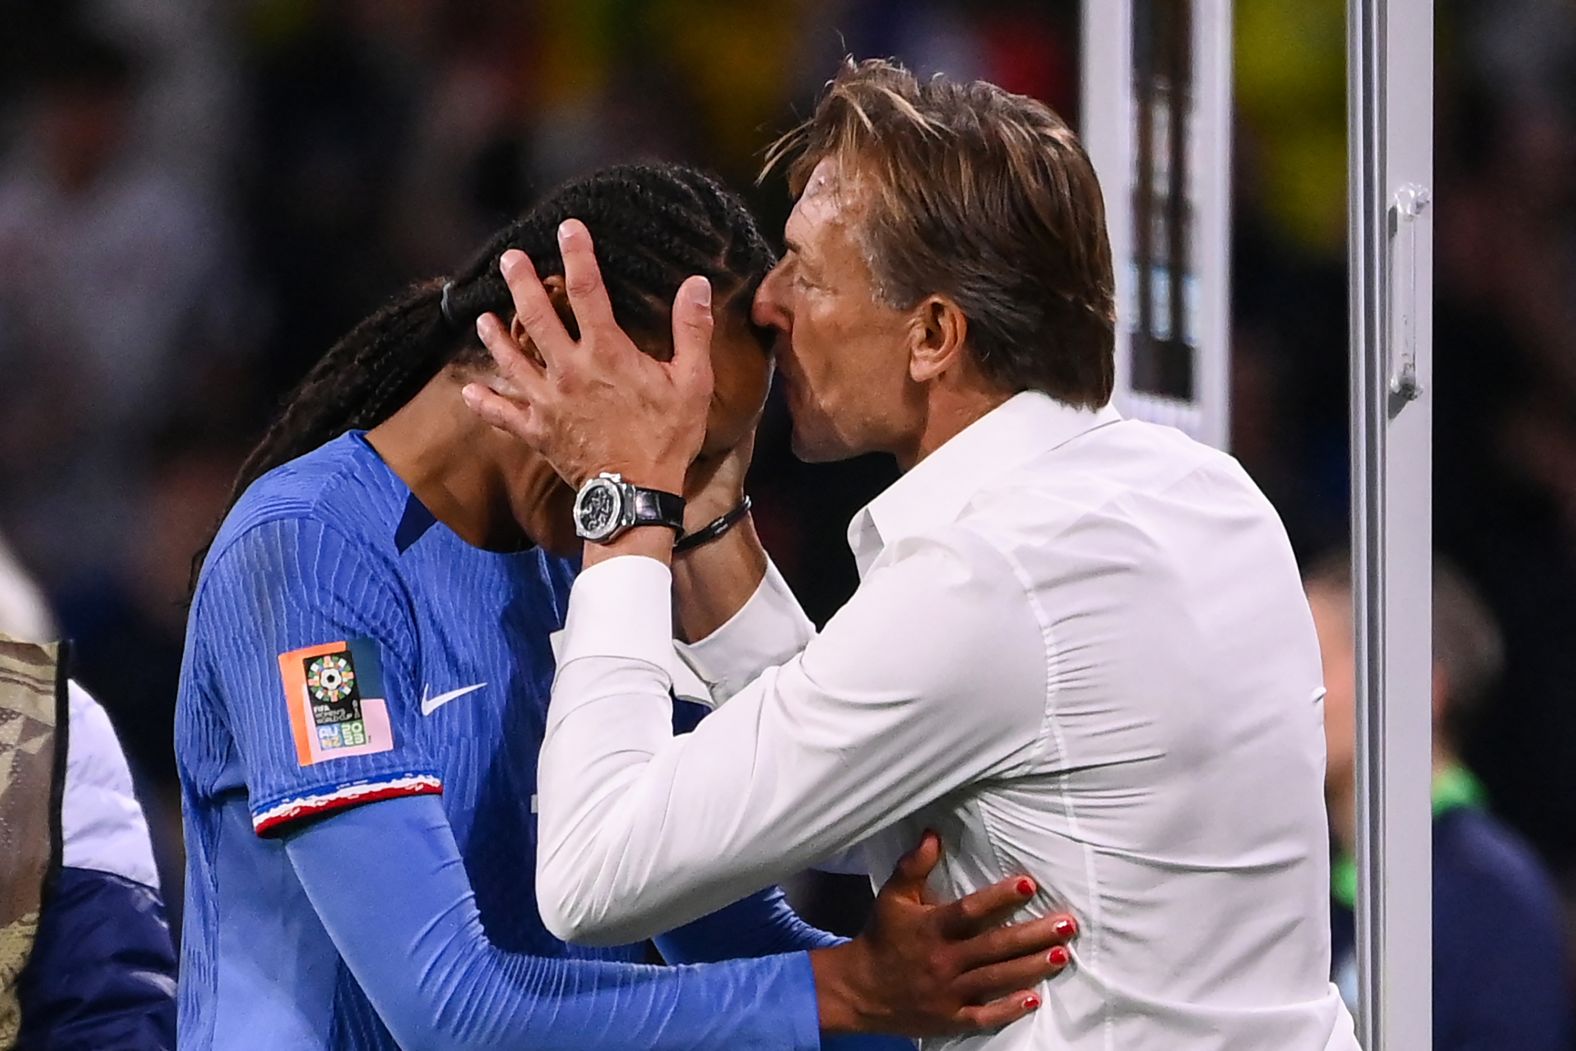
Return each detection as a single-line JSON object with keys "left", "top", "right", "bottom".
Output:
{"left": 907, "top": 295, "right": 970, "bottom": 384}
{"left": 508, "top": 274, "right": 578, "bottom": 347}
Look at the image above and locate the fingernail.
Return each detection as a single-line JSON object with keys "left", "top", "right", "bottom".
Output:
{"left": 1047, "top": 946, "right": 1070, "bottom": 968}
{"left": 1053, "top": 916, "right": 1077, "bottom": 940}
{"left": 500, "top": 249, "right": 525, "bottom": 274}
{"left": 1016, "top": 878, "right": 1035, "bottom": 897}
{"left": 1022, "top": 994, "right": 1041, "bottom": 1011}
{"left": 557, "top": 219, "right": 579, "bottom": 244}
{"left": 460, "top": 383, "right": 482, "bottom": 407}
{"left": 693, "top": 276, "right": 712, "bottom": 308}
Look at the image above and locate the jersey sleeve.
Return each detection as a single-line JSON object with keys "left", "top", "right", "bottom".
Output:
{"left": 654, "top": 885, "right": 842, "bottom": 965}
{"left": 194, "top": 515, "right": 440, "bottom": 837}
{"left": 285, "top": 793, "right": 822, "bottom": 1051}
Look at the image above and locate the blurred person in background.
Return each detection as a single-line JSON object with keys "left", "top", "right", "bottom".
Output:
{"left": 1430, "top": 69, "right": 1576, "bottom": 880}
{"left": 177, "top": 163, "right": 1072, "bottom": 1050}
{"left": 0, "top": 21, "right": 244, "bottom": 626}
{"left": 0, "top": 17, "right": 255, "bottom": 910}
{"left": 0, "top": 531, "right": 175, "bottom": 1049}
{"left": 1305, "top": 554, "right": 1571, "bottom": 1050}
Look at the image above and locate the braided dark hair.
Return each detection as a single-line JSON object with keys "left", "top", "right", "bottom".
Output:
{"left": 218, "top": 161, "right": 773, "bottom": 526}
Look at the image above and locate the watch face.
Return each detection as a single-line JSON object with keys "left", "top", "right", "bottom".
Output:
{"left": 574, "top": 478, "right": 623, "bottom": 541}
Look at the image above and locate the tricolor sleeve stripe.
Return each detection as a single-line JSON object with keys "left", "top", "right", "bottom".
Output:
{"left": 252, "top": 772, "right": 442, "bottom": 837}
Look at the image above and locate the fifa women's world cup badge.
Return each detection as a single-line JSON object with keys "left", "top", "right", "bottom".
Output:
{"left": 278, "top": 639, "right": 396, "bottom": 765}
{"left": 306, "top": 652, "right": 365, "bottom": 747}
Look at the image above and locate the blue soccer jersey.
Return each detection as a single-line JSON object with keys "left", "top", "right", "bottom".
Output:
{"left": 174, "top": 432, "right": 852, "bottom": 1049}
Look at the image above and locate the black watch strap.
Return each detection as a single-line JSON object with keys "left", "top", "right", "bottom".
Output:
{"left": 628, "top": 486, "right": 685, "bottom": 533}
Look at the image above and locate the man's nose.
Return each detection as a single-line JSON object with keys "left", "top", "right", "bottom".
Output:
{"left": 752, "top": 265, "right": 791, "bottom": 333}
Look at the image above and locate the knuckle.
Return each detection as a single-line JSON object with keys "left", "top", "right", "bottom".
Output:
{"left": 932, "top": 946, "right": 964, "bottom": 981}
{"left": 518, "top": 304, "right": 552, "bottom": 333}
{"left": 499, "top": 350, "right": 533, "bottom": 379}
{"left": 955, "top": 1006, "right": 991, "bottom": 1031}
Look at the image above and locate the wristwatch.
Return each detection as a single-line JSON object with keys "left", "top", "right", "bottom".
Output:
{"left": 572, "top": 472, "right": 685, "bottom": 543}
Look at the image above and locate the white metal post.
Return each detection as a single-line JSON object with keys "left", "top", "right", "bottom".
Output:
{"left": 1081, "top": 0, "right": 1135, "bottom": 404}
{"left": 1190, "top": 0, "right": 1232, "bottom": 452}
{"left": 1348, "top": 0, "right": 1434, "bottom": 1047}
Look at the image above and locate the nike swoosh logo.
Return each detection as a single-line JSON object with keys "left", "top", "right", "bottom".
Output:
{"left": 420, "top": 682, "right": 487, "bottom": 716}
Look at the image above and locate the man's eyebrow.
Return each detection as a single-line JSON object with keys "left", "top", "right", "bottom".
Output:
{"left": 783, "top": 237, "right": 818, "bottom": 269}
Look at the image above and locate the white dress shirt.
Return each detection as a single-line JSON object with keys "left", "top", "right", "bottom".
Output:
{"left": 538, "top": 392, "right": 1359, "bottom": 1050}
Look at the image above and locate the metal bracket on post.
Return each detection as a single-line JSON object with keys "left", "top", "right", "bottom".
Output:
{"left": 1388, "top": 184, "right": 1431, "bottom": 405}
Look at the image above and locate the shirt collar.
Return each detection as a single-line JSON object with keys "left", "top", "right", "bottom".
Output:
{"left": 847, "top": 392, "right": 1123, "bottom": 575}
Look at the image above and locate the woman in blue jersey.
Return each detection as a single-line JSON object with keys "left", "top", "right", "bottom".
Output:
{"left": 176, "top": 163, "right": 1075, "bottom": 1050}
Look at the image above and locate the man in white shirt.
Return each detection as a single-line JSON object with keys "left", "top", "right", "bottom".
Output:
{"left": 464, "top": 58, "right": 1359, "bottom": 1050}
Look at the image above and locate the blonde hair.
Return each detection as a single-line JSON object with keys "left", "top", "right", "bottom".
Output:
{"left": 764, "top": 58, "right": 1116, "bottom": 408}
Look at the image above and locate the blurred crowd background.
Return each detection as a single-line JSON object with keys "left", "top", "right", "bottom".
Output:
{"left": 2, "top": 0, "right": 1575, "bottom": 999}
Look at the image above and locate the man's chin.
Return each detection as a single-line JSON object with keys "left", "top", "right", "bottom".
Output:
{"left": 789, "top": 425, "right": 856, "bottom": 464}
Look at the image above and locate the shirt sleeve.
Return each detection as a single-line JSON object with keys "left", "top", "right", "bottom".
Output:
{"left": 15, "top": 867, "right": 177, "bottom": 1051}
{"left": 648, "top": 890, "right": 916, "bottom": 1051}
{"left": 654, "top": 885, "right": 842, "bottom": 964}
{"left": 61, "top": 681, "right": 159, "bottom": 888}
{"left": 194, "top": 516, "right": 440, "bottom": 837}
{"left": 20, "top": 683, "right": 177, "bottom": 1049}
{"left": 674, "top": 559, "right": 817, "bottom": 705}
{"left": 536, "top": 531, "right": 1048, "bottom": 945}
{"left": 675, "top": 568, "right": 870, "bottom": 876}
{"left": 285, "top": 793, "right": 821, "bottom": 1051}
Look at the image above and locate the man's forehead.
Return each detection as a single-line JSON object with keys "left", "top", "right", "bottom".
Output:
{"left": 786, "top": 157, "right": 861, "bottom": 246}
{"left": 801, "top": 157, "right": 840, "bottom": 203}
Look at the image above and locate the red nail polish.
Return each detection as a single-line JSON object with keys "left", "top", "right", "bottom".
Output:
{"left": 1048, "top": 946, "right": 1070, "bottom": 967}
{"left": 1053, "top": 916, "right": 1077, "bottom": 940}
{"left": 1016, "top": 878, "right": 1035, "bottom": 897}
{"left": 1022, "top": 994, "right": 1041, "bottom": 1011}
